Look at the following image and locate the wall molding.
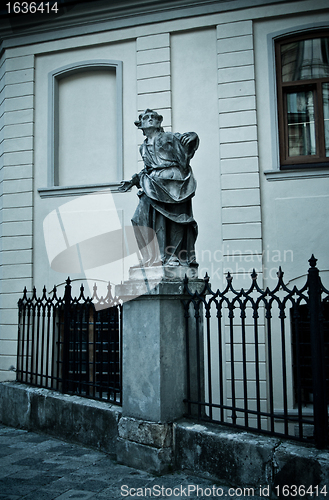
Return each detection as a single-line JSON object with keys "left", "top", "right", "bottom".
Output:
{"left": 46, "top": 59, "right": 123, "bottom": 192}
{"left": 264, "top": 168, "right": 329, "bottom": 181}
{"left": 38, "top": 182, "right": 124, "bottom": 198}
{"left": 0, "top": 0, "right": 303, "bottom": 54}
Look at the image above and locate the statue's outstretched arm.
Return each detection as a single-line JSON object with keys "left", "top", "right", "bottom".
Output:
{"left": 118, "top": 173, "right": 140, "bottom": 192}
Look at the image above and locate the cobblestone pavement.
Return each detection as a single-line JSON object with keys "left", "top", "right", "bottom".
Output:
{"left": 0, "top": 423, "right": 270, "bottom": 500}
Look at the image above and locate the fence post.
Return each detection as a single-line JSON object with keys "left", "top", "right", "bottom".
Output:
{"left": 308, "top": 255, "right": 328, "bottom": 448}
{"left": 62, "top": 277, "right": 72, "bottom": 394}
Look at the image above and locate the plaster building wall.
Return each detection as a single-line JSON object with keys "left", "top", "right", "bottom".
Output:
{"left": 0, "top": 0, "right": 328, "bottom": 428}
{"left": 0, "top": 50, "right": 34, "bottom": 381}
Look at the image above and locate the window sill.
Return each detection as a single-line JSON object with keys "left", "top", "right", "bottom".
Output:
{"left": 264, "top": 167, "right": 329, "bottom": 181}
{"left": 38, "top": 182, "right": 124, "bottom": 198}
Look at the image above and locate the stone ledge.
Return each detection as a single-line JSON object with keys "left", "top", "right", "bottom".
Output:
{"left": 0, "top": 382, "right": 121, "bottom": 457}
{"left": 116, "top": 276, "right": 205, "bottom": 299}
{"left": 174, "top": 420, "right": 329, "bottom": 490}
{"left": 1, "top": 382, "right": 328, "bottom": 492}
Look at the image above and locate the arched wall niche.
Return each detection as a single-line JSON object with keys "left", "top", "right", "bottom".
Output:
{"left": 43, "top": 59, "right": 123, "bottom": 197}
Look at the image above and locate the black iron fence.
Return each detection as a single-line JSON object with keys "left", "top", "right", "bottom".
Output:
{"left": 17, "top": 278, "right": 122, "bottom": 404}
{"left": 182, "top": 256, "right": 329, "bottom": 449}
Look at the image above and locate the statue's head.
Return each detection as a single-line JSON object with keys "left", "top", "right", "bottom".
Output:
{"left": 134, "top": 109, "right": 164, "bottom": 133}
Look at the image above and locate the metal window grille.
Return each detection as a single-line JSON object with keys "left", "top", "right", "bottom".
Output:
{"left": 16, "top": 278, "right": 122, "bottom": 405}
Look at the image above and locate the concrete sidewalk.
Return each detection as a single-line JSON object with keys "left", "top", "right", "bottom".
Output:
{"left": 0, "top": 423, "right": 269, "bottom": 500}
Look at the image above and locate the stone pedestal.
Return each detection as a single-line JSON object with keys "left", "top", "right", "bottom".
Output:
{"left": 115, "top": 269, "right": 204, "bottom": 473}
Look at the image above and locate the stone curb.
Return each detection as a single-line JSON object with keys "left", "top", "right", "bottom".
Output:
{"left": 1, "top": 381, "right": 328, "bottom": 492}
{"left": 174, "top": 420, "right": 329, "bottom": 490}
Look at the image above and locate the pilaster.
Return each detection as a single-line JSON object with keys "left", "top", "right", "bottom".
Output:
{"left": 136, "top": 33, "right": 171, "bottom": 127}
{"left": 217, "top": 20, "right": 263, "bottom": 286}
{"left": 0, "top": 52, "right": 34, "bottom": 381}
{"left": 217, "top": 20, "right": 266, "bottom": 426}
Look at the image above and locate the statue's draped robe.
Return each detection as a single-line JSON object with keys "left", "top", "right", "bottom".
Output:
{"left": 131, "top": 131, "right": 199, "bottom": 266}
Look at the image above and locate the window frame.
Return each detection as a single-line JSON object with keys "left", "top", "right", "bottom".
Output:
{"left": 38, "top": 59, "right": 123, "bottom": 198}
{"left": 275, "top": 31, "right": 329, "bottom": 170}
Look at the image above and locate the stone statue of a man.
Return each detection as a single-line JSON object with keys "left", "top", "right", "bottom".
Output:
{"left": 120, "top": 109, "right": 199, "bottom": 268}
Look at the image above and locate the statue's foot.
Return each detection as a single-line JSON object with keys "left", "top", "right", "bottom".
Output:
{"left": 131, "top": 259, "right": 162, "bottom": 269}
{"left": 130, "top": 261, "right": 144, "bottom": 269}
{"left": 166, "top": 257, "right": 180, "bottom": 267}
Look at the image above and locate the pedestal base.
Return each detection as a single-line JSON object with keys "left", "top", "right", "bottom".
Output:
{"left": 116, "top": 276, "right": 204, "bottom": 423}
{"left": 117, "top": 417, "right": 173, "bottom": 474}
{"left": 129, "top": 264, "right": 198, "bottom": 281}
{"left": 115, "top": 272, "right": 205, "bottom": 473}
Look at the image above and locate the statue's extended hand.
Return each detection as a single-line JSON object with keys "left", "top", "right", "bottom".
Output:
{"left": 118, "top": 180, "right": 133, "bottom": 192}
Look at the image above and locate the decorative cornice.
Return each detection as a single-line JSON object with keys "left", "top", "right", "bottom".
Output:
{"left": 0, "top": 0, "right": 302, "bottom": 54}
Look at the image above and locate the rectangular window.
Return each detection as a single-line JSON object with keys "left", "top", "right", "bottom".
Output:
{"left": 276, "top": 33, "right": 329, "bottom": 168}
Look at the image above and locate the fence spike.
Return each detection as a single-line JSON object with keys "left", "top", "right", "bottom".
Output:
{"left": 277, "top": 266, "right": 284, "bottom": 279}
{"left": 309, "top": 254, "right": 317, "bottom": 268}
{"left": 107, "top": 283, "right": 113, "bottom": 301}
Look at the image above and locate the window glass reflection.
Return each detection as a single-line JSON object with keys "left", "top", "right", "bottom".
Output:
{"left": 281, "top": 38, "right": 329, "bottom": 82}
{"left": 323, "top": 83, "right": 329, "bottom": 156}
{"left": 287, "top": 91, "right": 316, "bottom": 156}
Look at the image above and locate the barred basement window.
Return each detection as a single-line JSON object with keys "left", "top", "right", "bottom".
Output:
{"left": 276, "top": 32, "right": 329, "bottom": 169}
{"left": 291, "top": 303, "right": 329, "bottom": 406}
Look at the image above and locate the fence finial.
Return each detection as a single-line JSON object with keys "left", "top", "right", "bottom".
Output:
{"left": 277, "top": 266, "right": 284, "bottom": 279}
{"left": 309, "top": 254, "right": 317, "bottom": 268}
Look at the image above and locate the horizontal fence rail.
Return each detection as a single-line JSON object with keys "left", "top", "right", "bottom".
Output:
{"left": 17, "top": 278, "right": 122, "bottom": 405}
{"left": 182, "top": 255, "right": 329, "bottom": 449}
